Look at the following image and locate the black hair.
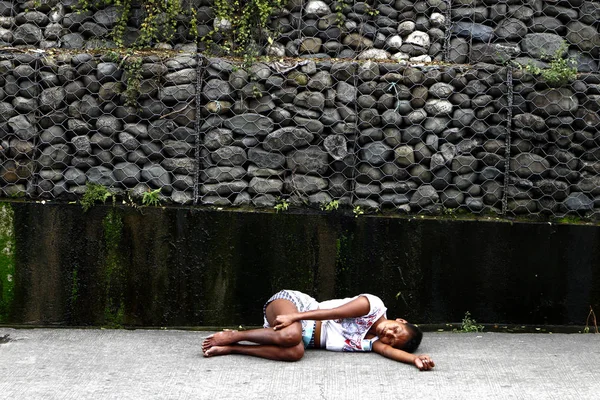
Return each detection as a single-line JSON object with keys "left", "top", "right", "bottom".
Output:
{"left": 400, "top": 323, "right": 423, "bottom": 353}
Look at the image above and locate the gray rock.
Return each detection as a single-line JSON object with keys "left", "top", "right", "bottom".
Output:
{"left": 9, "top": 114, "right": 37, "bottom": 140}
{"left": 200, "top": 180, "right": 248, "bottom": 196}
{"left": 441, "top": 188, "right": 464, "bottom": 208}
{"left": 162, "top": 158, "right": 196, "bottom": 175}
{"left": 513, "top": 113, "right": 545, "bottom": 131}
{"left": 294, "top": 91, "right": 325, "bottom": 110}
{"left": 494, "top": 18, "right": 527, "bottom": 40}
{"left": 481, "top": 181, "right": 503, "bottom": 206}
{"left": 361, "top": 142, "right": 394, "bottom": 166}
{"left": 96, "top": 115, "right": 122, "bottom": 135}
{"left": 284, "top": 174, "right": 328, "bottom": 195}
{"left": 336, "top": 81, "right": 357, "bottom": 104}
{"left": 159, "top": 84, "right": 195, "bottom": 103}
{"left": 404, "top": 109, "right": 427, "bottom": 125}
{"left": 355, "top": 182, "right": 380, "bottom": 198}
{"left": 566, "top": 21, "right": 600, "bottom": 52}
{"left": 358, "top": 61, "right": 380, "bottom": 81}
{"left": 510, "top": 153, "right": 550, "bottom": 178}
{"left": 563, "top": 192, "right": 594, "bottom": 212}
{"left": 394, "top": 145, "right": 415, "bottom": 167}
{"left": 79, "top": 22, "right": 108, "bottom": 37}
{"left": 93, "top": 6, "right": 120, "bottom": 28}
{"left": 203, "top": 79, "right": 232, "bottom": 101}
{"left": 330, "top": 62, "right": 357, "bottom": 81}
{"left": 212, "top": 146, "right": 247, "bottom": 167}
{"left": 201, "top": 167, "right": 246, "bottom": 184}
{"left": 13, "top": 23, "right": 42, "bottom": 44}
{"left": 61, "top": 32, "right": 84, "bottom": 48}
{"left": 263, "top": 127, "right": 314, "bottom": 152}
{"left": 307, "top": 71, "right": 333, "bottom": 91}
{"left": 142, "top": 164, "right": 171, "bottom": 187}
{"left": 164, "top": 68, "right": 196, "bottom": 85}
{"left": 252, "top": 194, "right": 277, "bottom": 207}
{"left": 451, "top": 155, "right": 479, "bottom": 174}
{"left": 71, "top": 135, "right": 91, "bottom": 156}
{"left": 287, "top": 146, "right": 329, "bottom": 174}
{"left": 0, "top": 102, "right": 16, "bottom": 122}
{"left": 86, "top": 165, "right": 115, "bottom": 187}
{"left": 527, "top": 88, "right": 578, "bottom": 116}
{"left": 521, "top": 33, "right": 566, "bottom": 60}
{"left": 163, "top": 140, "right": 192, "bottom": 158}
{"left": 224, "top": 113, "right": 274, "bottom": 136}
{"left": 171, "top": 191, "right": 193, "bottom": 205}
{"left": 534, "top": 179, "right": 569, "bottom": 201}
{"left": 96, "top": 62, "right": 122, "bottom": 82}
{"left": 410, "top": 185, "right": 439, "bottom": 208}
{"left": 13, "top": 64, "right": 36, "bottom": 80}
{"left": 451, "top": 21, "right": 493, "bottom": 42}
{"left": 429, "top": 83, "right": 454, "bottom": 99}
{"left": 324, "top": 135, "right": 348, "bottom": 161}
{"left": 581, "top": 1, "right": 600, "bottom": 25}
{"left": 147, "top": 119, "right": 175, "bottom": 141}
{"left": 12, "top": 97, "right": 37, "bottom": 113}
{"left": 424, "top": 99, "right": 453, "bottom": 116}
{"left": 357, "top": 49, "right": 391, "bottom": 59}
{"left": 293, "top": 117, "right": 323, "bottom": 135}
{"left": 113, "top": 162, "right": 141, "bottom": 186}
{"left": 203, "top": 128, "right": 232, "bottom": 151}
{"left": 249, "top": 177, "right": 283, "bottom": 194}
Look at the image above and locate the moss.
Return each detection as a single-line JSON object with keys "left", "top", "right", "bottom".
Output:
{"left": 0, "top": 203, "right": 15, "bottom": 323}
{"left": 334, "top": 231, "right": 352, "bottom": 293}
{"left": 70, "top": 267, "right": 79, "bottom": 308}
{"left": 102, "top": 208, "right": 126, "bottom": 327}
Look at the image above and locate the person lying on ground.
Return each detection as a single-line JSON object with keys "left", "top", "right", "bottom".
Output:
{"left": 202, "top": 290, "right": 434, "bottom": 371}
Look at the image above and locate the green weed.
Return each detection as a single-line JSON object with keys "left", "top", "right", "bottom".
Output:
{"left": 142, "top": 188, "right": 161, "bottom": 207}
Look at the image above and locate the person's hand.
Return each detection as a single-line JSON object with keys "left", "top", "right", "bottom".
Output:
{"left": 413, "top": 354, "right": 435, "bottom": 371}
{"left": 273, "top": 314, "right": 296, "bottom": 330}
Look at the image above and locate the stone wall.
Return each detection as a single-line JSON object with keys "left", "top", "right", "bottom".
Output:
{"left": 0, "top": 0, "right": 599, "bottom": 217}
{"left": 0, "top": 1, "right": 598, "bottom": 71}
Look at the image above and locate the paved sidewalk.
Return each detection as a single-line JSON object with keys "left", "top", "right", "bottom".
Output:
{"left": 0, "top": 328, "right": 599, "bottom": 400}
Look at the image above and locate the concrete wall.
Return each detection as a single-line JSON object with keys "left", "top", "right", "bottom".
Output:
{"left": 1, "top": 201, "right": 599, "bottom": 327}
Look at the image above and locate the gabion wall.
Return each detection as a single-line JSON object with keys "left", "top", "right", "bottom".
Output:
{"left": 0, "top": 0, "right": 599, "bottom": 218}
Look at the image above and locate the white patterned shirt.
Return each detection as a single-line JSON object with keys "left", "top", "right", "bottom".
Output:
{"left": 319, "top": 294, "right": 387, "bottom": 352}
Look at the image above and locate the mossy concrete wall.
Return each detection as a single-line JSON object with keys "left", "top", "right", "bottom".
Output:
{"left": 1, "top": 201, "right": 599, "bottom": 327}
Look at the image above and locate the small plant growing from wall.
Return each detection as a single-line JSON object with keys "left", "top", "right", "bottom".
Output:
{"left": 454, "top": 311, "right": 484, "bottom": 333}
{"left": 321, "top": 200, "right": 340, "bottom": 212}
{"left": 353, "top": 205, "right": 364, "bottom": 218}
{"left": 519, "top": 42, "right": 577, "bottom": 87}
{"left": 584, "top": 306, "right": 598, "bottom": 333}
{"left": 81, "top": 183, "right": 114, "bottom": 212}
{"left": 142, "top": 188, "right": 162, "bottom": 206}
{"left": 274, "top": 198, "right": 290, "bottom": 213}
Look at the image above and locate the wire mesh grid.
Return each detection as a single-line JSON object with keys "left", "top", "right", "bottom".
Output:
{"left": 0, "top": 0, "right": 598, "bottom": 219}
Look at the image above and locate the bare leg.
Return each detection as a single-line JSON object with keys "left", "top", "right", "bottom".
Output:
{"left": 202, "top": 299, "right": 305, "bottom": 360}
{"left": 204, "top": 342, "right": 305, "bottom": 361}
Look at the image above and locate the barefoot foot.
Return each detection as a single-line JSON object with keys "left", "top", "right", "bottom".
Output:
{"left": 203, "top": 345, "right": 230, "bottom": 357}
{"left": 202, "top": 331, "right": 239, "bottom": 353}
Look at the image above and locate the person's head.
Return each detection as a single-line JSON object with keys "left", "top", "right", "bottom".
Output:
{"left": 377, "top": 318, "right": 423, "bottom": 353}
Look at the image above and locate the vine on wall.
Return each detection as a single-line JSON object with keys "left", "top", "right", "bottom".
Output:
{"left": 205, "top": 0, "right": 284, "bottom": 60}
{"left": 77, "top": 0, "right": 197, "bottom": 48}
{"left": 75, "top": 0, "right": 284, "bottom": 59}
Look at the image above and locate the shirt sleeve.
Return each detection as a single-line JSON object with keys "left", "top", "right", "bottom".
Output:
{"left": 360, "top": 294, "right": 387, "bottom": 321}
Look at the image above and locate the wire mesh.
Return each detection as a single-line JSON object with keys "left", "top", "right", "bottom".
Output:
{"left": 0, "top": 0, "right": 599, "bottom": 219}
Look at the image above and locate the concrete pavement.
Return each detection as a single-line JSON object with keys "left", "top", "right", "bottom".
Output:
{"left": 0, "top": 328, "right": 599, "bottom": 399}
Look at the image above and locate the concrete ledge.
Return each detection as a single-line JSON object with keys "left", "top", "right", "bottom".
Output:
{"left": 2, "top": 202, "right": 600, "bottom": 326}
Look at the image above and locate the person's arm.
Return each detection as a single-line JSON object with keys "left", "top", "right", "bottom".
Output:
{"left": 372, "top": 340, "right": 435, "bottom": 371}
{"left": 272, "top": 296, "right": 370, "bottom": 330}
